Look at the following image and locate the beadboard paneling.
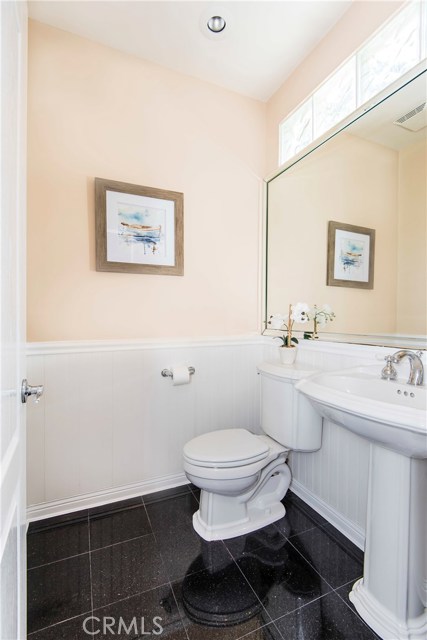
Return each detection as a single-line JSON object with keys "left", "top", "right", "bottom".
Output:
{"left": 26, "top": 338, "right": 263, "bottom": 513}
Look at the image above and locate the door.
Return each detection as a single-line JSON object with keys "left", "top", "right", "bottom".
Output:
{"left": 0, "top": 2, "right": 28, "bottom": 638}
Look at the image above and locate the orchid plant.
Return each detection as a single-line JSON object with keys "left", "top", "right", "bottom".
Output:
{"left": 273, "top": 302, "right": 310, "bottom": 348}
{"left": 309, "top": 304, "right": 336, "bottom": 338}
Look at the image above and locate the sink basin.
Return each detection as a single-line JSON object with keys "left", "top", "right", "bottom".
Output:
{"left": 295, "top": 366, "right": 426, "bottom": 458}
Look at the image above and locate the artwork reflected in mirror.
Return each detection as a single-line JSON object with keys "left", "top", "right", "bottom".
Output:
{"left": 327, "top": 221, "right": 375, "bottom": 289}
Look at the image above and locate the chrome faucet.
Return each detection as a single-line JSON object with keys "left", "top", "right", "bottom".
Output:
{"left": 390, "top": 350, "right": 424, "bottom": 386}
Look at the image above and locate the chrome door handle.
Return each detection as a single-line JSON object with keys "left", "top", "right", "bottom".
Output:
{"left": 21, "top": 379, "right": 44, "bottom": 404}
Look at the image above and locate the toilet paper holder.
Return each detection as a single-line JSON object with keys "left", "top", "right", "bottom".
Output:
{"left": 161, "top": 366, "right": 195, "bottom": 379}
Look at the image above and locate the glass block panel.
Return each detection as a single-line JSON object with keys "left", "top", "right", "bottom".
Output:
{"left": 314, "top": 58, "right": 357, "bottom": 138}
{"left": 422, "top": 0, "right": 427, "bottom": 60}
{"left": 279, "top": 99, "right": 313, "bottom": 165}
{"left": 359, "top": 2, "right": 421, "bottom": 104}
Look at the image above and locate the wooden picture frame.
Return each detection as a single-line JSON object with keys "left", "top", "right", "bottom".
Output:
{"left": 327, "top": 221, "right": 375, "bottom": 289}
{"left": 95, "top": 178, "right": 184, "bottom": 275}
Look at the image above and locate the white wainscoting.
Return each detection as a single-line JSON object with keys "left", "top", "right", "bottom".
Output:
{"left": 26, "top": 337, "right": 263, "bottom": 520}
{"left": 27, "top": 335, "right": 416, "bottom": 547}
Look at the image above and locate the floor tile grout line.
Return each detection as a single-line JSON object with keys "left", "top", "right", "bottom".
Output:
{"left": 285, "top": 507, "right": 328, "bottom": 530}
{"left": 88, "top": 512, "right": 94, "bottom": 624}
{"left": 188, "top": 486, "right": 200, "bottom": 504}
{"left": 332, "top": 580, "right": 380, "bottom": 637}
{"left": 91, "top": 579, "right": 172, "bottom": 614}
{"left": 176, "top": 538, "right": 281, "bottom": 640}
{"left": 28, "top": 520, "right": 89, "bottom": 535}
{"left": 139, "top": 501, "right": 181, "bottom": 593}
{"left": 28, "top": 532, "right": 155, "bottom": 571}
{"left": 285, "top": 536, "right": 338, "bottom": 593}
{"left": 141, "top": 486, "right": 193, "bottom": 507}
{"left": 287, "top": 525, "right": 319, "bottom": 539}
{"left": 142, "top": 501, "right": 154, "bottom": 533}
{"left": 27, "top": 549, "right": 91, "bottom": 571}
{"left": 285, "top": 524, "right": 363, "bottom": 589}
{"left": 91, "top": 531, "right": 155, "bottom": 553}
{"left": 270, "top": 619, "right": 288, "bottom": 640}
{"left": 225, "top": 533, "right": 337, "bottom": 634}
{"left": 88, "top": 503, "right": 148, "bottom": 520}
{"left": 236, "top": 619, "right": 286, "bottom": 640}
{"left": 224, "top": 542, "right": 280, "bottom": 628}
{"left": 265, "top": 592, "right": 330, "bottom": 629}
{"left": 27, "top": 608, "right": 93, "bottom": 636}
{"left": 313, "top": 519, "right": 364, "bottom": 561}
{"left": 29, "top": 501, "right": 147, "bottom": 533}
{"left": 169, "top": 581, "right": 191, "bottom": 640}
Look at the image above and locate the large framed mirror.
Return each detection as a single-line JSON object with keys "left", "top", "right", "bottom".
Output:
{"left": 264, "top": 68, "right": 427, "bottom": 348}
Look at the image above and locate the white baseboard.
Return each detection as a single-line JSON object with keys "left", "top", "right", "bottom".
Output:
{"left": 27, "top": 472, "right": 189, "bottom": 522}
{"left": 290, "top": 479, "right": 365, "bottom": 551}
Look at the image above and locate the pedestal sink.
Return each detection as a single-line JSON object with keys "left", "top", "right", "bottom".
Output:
{"left": 295, "top": 365, "right": 427, "bottom": 640}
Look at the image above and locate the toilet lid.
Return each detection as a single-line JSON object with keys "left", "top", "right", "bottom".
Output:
{"left": 183, "top": 429, "right": 269, "bottom": 468}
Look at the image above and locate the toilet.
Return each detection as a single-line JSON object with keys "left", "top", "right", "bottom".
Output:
{"left": 183, "top": 362, "right": 323, "bottom": 541}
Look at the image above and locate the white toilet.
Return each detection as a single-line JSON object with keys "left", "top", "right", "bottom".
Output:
{"left": 183, "top": 362, "right": 323, "bottom": 541}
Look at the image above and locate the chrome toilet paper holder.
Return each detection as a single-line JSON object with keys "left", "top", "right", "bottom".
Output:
{"left": 161, "top": 366, "right": 195, "bottom": 379}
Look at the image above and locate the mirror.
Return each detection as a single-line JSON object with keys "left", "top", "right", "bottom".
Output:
{"left": 265, "top": 70, "right": 427, "bottom": 347}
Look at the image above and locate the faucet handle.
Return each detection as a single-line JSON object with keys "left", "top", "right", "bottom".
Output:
{"left": 381, "top": 355, "right": 398, "bottom": 381}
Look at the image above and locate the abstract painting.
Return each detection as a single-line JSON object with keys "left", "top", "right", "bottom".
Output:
{"left": 327, "top": 221, "right": 375, "bottom": 289}
{"left": 95, "top": 178, "right": 183, "bottom": 275}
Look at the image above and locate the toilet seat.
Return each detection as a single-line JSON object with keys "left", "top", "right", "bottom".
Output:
{"left": 183, "top": 428, "right": 290, "bottom": 540}
{"left": 183, "top": 429, "right": 269, "bottom": 468}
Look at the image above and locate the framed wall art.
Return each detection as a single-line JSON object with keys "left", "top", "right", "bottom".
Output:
{"left": 327, "top": 221, "right": 375, "bottom": 289}
{"left": 95, "top": 178, "right": 184, "bottom": 275}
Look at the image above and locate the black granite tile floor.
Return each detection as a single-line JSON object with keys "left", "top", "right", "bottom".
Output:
{"left": 27, "top": 487, "right": 377, "bottom": 640}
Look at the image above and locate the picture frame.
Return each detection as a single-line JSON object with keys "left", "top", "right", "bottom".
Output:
{"left": 327, "top": 221, "right": 375, "bottom": 289}
{"left": 95, "top": 178, "right": 184, "bottom": 275}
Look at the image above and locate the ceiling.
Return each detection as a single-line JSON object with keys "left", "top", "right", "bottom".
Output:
{"left": 28, "top": 0, "right": 352, "bottom": 101}
{"left": 350, "top": 71, "right": 427, "bottom": 150}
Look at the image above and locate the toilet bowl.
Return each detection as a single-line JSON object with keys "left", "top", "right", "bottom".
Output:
{"left": 183, "top": 362, "right": 323, "bottom": 541}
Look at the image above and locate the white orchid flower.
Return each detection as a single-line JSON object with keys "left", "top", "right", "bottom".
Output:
{"left": 321, "top": 304, "right": 332, "bottom": 314}
{"left": 269, "top": 313, "right": 286, "bottom": 329}
{"left": 291, "top": 302, "right": 310, "bottom": 324}
{"left": 311, "top": 304, "right": 335, "bottom": 325}
{"left": 316, "top": 313, "right": 328, "bottom": 326}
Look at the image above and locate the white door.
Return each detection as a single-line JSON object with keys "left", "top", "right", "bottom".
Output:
{"left": 0, "top": 2, "right": 28, "bottom": 639}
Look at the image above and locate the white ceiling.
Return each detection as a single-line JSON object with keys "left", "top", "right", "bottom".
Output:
{"left": 28, "top": 0, "right": 352, "bottom": 101}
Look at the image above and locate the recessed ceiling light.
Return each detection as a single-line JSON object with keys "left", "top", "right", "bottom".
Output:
{"left": 207, "top": 16, "right": 226, "bottom": 34}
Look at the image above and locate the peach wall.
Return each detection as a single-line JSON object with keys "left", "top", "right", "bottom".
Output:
{"left": 266, "top": 1, "right": 404, "bottom": 174}
{"left": 266, "top": 134, "right": 398, "bottom": 335}
{"left": 27, "top": 21, "right": 266, "bottom": 341}
{"left": 396, "top": 140, "right": 427, "bottom": 334}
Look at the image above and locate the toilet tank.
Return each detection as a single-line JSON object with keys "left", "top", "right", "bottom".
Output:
{"left": 258, "top": 362, "right": 322, "bottom": 451}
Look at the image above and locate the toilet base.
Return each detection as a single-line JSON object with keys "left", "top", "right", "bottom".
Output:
{"left": 192, "top": 458, "right": 291, "bottom": 541}
{"left": 193, "top": 500, "right": 286, "bottom": 541}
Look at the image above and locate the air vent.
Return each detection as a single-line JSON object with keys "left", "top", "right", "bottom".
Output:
{"left": 393, "top": 103, "right": 427, "bottom": 132}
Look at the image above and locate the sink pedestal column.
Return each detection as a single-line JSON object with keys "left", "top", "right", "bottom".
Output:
{"left": 350, "top": 446, "right": 427, "bottom": 640}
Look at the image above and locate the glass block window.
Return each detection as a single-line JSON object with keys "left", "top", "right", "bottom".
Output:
{"left": 421, "top": 0, "right": 427, "bottom": 59}
{"left": 279, "top": 99, "right": 313, "bottom": 163}
{"left": 279, "top": 2, "right": 426, "bottom": 166}
{"left": 358, "top": 2, "right": 420, "bottom": 104}
{"left": 314, "top": 58, "right": 356, "bottom": 139}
